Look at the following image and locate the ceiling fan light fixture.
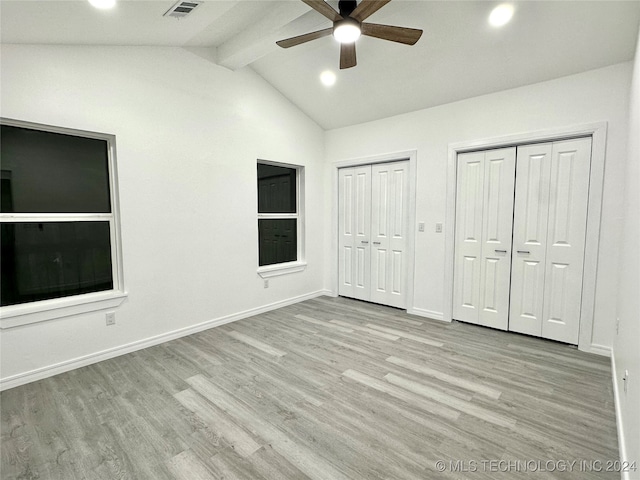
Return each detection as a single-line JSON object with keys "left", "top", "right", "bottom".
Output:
{"left": 333, "top": 18, "right": 361, "bottom": 44}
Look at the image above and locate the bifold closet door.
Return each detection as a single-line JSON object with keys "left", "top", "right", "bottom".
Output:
{"left": 338, "top": 162, "right": 409, "bottom": 308}
{"left": 453, "top": 148, "right": 516, "bottom": 330}
{"left": 370, "top": 162, "right": 410, "bottom": 308}
{"left": 338, "top": 166, "right": 371, "bottom": 301}
{"left": 508, "top": 143, "right": 552, "bottom": 337}
{"left": 510, "top": 138, "right": 592, "bottom": 344}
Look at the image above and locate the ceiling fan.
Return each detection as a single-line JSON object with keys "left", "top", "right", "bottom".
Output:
{"left": 276, "top": 0, "right": 423, "bottom": 69}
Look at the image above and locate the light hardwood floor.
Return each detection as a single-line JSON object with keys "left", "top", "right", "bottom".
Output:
{"left": 1, "top": 296, "right": 619, "bottom": 479}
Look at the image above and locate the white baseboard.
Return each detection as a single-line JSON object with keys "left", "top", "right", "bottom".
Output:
{"left": 586, "top": 343, "right": 612, "bottom": 357}
{"left": 611, "top": 350, "right": 630, "bottom": 480}
{"left": 0, "top": 290, "right": 332, "bottom": 391}
{"left": 407, "top": 307, "right": 446, "bottom": 322}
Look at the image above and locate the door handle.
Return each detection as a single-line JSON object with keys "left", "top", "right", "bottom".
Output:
{"left": 494, "top": 249, "right": 507, "bottom": 253}
{"left": 361, "top": 240, "right": 369, "bottom": 244}
{"left": 517, "top": 250, "right": 530, "bottom": 254}
{"left": 373, "top": 241, "right": 381, "bottom": 245}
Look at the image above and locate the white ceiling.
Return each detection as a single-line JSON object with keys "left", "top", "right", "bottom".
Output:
{"left": 2, "top": 0, "right": 639, "bottom": 129}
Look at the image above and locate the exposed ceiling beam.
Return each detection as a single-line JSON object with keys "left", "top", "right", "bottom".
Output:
{"left": 182, "top": 46, "right": 218, "bottom": 64}
{"left": 217, "top": 2, "right": 321, "bottom": 70}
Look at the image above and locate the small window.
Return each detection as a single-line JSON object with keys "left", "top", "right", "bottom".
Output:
{"left": 0, "top": 119, "right": 125, "bottom": 327}
{"left": 257, "top": 162, "right": 303, "bottom": 269}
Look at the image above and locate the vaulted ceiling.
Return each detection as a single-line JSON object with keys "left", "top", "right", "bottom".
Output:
{"left": 2, "top": 0, "right": 639, "bottom": 129}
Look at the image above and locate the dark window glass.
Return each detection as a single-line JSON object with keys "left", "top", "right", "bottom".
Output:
{"left": 1, "top": 222, "right": 113, "bottom": 306}
{"left": 0, "top": 125, "right": 111, "bottom": 213}
{"left": 258, "top": 219, "right": 297, "bottom": 266}
{"left": 257, "top": 164, "right": 296, "bottom": 214}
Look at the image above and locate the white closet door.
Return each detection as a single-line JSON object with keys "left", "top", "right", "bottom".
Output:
{"left": 478, "top": 148, "right": 516, "bottom": 330}
{"left": 453, "top": 151, "right": 485, "bottom": 324}
{"left": 509, "top": 143, "right": 553, "bottom": 336}
{"left": 541, "top": 138, "right": 592, "bottom": 344}
{"left": 370, "top": 161, "right": 409, "bottom": 308}
{"left": 338, "top": 166, "right": 371, "bottom": 301}
{"left": 338, "top": 168, "right": 356, "bottom": 298}
{"left": 454, "top": 138, "right": 591, "bottom": 344}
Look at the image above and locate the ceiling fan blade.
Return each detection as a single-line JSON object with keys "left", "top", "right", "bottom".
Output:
{"left": 340, "top": 42, "right": 357, "bottom": 69}
{"left": 350, "top": 0, "right": 391, "bottom": 22}
{"left": 276, "top": 28, "right": 333, "bottom": 48}
{"left": 301, "top": 0, "right": 342, "bottom": 22}
{"left": 361, "top": 22, "right": 423, "bottom": 45}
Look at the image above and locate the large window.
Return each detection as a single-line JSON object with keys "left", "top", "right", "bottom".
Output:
{"left": 257, "top": 161, "right": 305, "bottom": 275}
{"left": 0, "top": 119, "right": 125, "bottom": 327}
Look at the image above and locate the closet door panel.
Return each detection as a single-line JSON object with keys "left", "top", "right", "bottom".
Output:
{"left": 338, "top": 169, "right": 355, "bottom": 297}
{"left": 509, "top": 143, "right": 553, "bottom": 336}
{"left": 339, "top": 166, "right": 371, "bottom": 301}
{"left": 370, "top": 166, "right": 389, "bottom": 303}
{"left": 453, "top": 152, "right": 485, "bottom": 324}
{"left": 479, "top": 148, "right": 516, "bottom": 330}
{"left": 541, "top": 138, "right": 591, "bottom": 344}
{"left": 370, "top": 161, "right": 409, "bottom": 308}
{"left": 390, "top": 165, "right": 408, "bottom": 301}
{"left": 353, "top": 166, "right": 372, "bottom": 300}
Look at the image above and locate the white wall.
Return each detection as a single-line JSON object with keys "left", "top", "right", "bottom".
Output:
{"left": 0, "top": 45, "right": 326, "bottom": 386}
{"left": 325, "top": 62, "right": 632, "bottom": 352}
{"left": 613, "top": 30, "right": 640, "bottom": 475}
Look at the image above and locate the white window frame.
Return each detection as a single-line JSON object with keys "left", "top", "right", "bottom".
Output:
{"left": 257, "top": 160, "right": 306, "bottom": 278}
{"left": 0, "top": 118, "right": 127, "bottom": 329}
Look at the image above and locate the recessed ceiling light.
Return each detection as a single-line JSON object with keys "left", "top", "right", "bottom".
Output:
{"left": 88, "top": 0, "right": 116, "bottom": 10}
{"left": 320, "top": 71, "right": 336, "bottom": 87}
{"left": 489, "top": 4, "right": 514, "bottom": 27}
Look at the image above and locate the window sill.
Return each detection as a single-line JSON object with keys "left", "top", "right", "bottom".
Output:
{"left": 0, "top": 290, "right": 128, "bottom": 329}
{"left": 257, "top": 261, "right": 307, "bottom": 278}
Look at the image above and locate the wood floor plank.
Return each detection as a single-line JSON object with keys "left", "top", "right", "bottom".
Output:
{"left": 330, "top": 319, "right": 401, "bottom": 340}
{"left": 386, "top": 355, "right": 503, "bottom": 399}
{"left": 366, "top": 323, "right": 445, "bottom": 346}
{"left": 342, "top": 369, "right": 461, "bottom": 421}
{"left": 247, "top": 445, "right": 312, "bottom": 480}
{"left": 166, "top": 449, "right": 219, "bottom": 480}
{"left": 174, "top": 389, "right": 262, "bottom": 457}
{"left": 295, "top": 314, "right": 354, "bottom": 333}
{"left": 225, "top": 330, "right": 287, "bottom": 357}
{"left": 384, "top": 372, "right": 517, "bottom": 429}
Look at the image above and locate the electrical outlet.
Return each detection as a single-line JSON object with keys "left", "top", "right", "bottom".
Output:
{"left": 435, "top": 223, "right": 443, "bottom": 233}
{"left": 623, "top": 370, "right": 629, "bottom": 394}
{"left": 264, "top": 279, "right": 269, "bottom": 289}
{"left": 106, "top": 312, "right": 116, "bottom": 326}
{"left": 418, "top": 222, "right": 425, "bottom": 232}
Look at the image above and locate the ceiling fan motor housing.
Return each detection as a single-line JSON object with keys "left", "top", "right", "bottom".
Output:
{"left": 338, "top": 0, "right": 358, "bottom": 18}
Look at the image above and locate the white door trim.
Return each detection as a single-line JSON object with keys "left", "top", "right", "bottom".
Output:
{"left": 331, "top": 150, "right": 417, "bottom": 312}
{"left": 444, "top": 122, "right": 608, "bottom": 355}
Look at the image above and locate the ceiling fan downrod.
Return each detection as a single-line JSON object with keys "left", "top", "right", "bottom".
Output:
{"left": 338, "top": 0, "right": 358, "bottom": 18}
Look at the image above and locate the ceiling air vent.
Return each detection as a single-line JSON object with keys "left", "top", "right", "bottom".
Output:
{"left": 163, "top": 1, "right": 202, "bottom": 19}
